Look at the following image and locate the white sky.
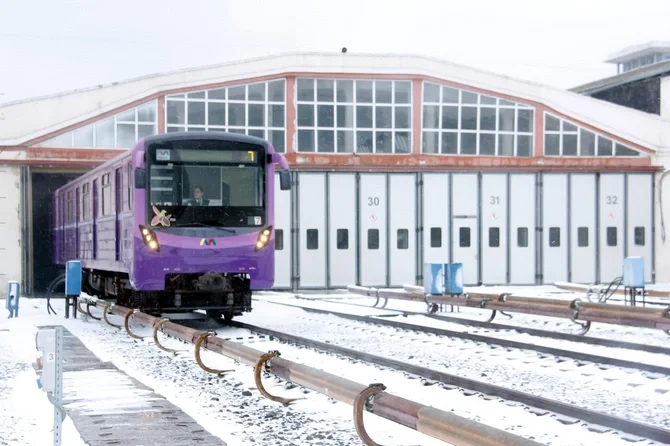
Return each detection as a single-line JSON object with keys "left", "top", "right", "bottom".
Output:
{"left": 1, "top": 0, "right": 670, "bottom": 104}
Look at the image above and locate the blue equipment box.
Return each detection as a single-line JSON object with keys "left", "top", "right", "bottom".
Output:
{"left": 423, "top": 263, "right": 463, "bottom": 295}
{"left": 622, "top": 257, "right": 645, "bottom": 288}
{"left": 65, "top": 261, "right": 82, "bottom": 296}
{"left": 6, "top": 280, "right": 20, "bottom": 317}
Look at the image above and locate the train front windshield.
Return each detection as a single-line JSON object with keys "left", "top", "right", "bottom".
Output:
{"left": 146, "top": 140, "right": 266, "bottom": 228}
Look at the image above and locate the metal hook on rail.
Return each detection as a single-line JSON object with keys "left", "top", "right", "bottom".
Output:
{"left": 152, "top": 318, "right": 188, "bottom": 355}
{"left": 194, "top": 332, "right": 233, "bottom": 375}
{"left": 123, "top": 309, "right": 145, "bottom": 340}
{"left": 85, "top": 301, "right": 101, "bottom": 320}
{"left": 569, "top": 299, "right": 591, "bottom": 336}
{"left": 353, "top": 383, "right": 387, "bottom": 446}
{"left": 77, "top": 297, "right": 87, "bottom": 316}
{"left": 254, "top": 351, "right": 303, "bottom": 405}
{"left": 102, "top": 303, "right": 122, "bottom": 329}
{"left": 497, "top": 294, "right": 513, "bottom": 319}
{"left": 368, "top": 288, "right": 380, "bottom": 308}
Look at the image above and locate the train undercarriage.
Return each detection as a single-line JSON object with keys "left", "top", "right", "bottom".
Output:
{"left": 82, "top": 269, "right": 252, "bottom": 321}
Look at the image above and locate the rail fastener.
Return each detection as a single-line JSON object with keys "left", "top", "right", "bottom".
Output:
{"left": 80, "top": 297, "right": 543, "bottom": 446}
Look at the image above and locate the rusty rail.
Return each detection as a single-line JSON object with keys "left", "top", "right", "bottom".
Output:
{"left": 346, "top": 285, "right": 670, "bottom": 335}
{"left": 79, "top": 297, "right": 542, "bottom": 446}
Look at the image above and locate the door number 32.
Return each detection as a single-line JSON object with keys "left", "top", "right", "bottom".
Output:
{"left": 606, "top": 196, "right": 618, "bottom": 205}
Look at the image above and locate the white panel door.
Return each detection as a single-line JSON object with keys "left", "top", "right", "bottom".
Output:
{"left": 360, "top": 174, "right": 387, "bottom": 286}
{"left": 298, "top": 173, "right": 326, "bottom": 288}
{"left": 570, "top": 174, "right": 596, "bottom": 283}
{"left": 542, "top": 174, "right": 568, "bottom": 283}
{"left": 273, "top": 173, "right": 292, "bottom": 288}
{"left": 509, "top": 174, "right": 535, "bottom": 284}
{"left": 328, "top": 174, "right": 357, "bottom": 287}
{"left": 481, "top": 174, "right": 508, "bottom": 284}
{"left": 389, "top": 174, "right": 416, "bottom": 287}
{"left": 599, "top": 174, "right": 625, "bottom": 283}
{"left": 626, "top": 174, "right": 653, "bottom": 283}
{"left": 451, "top": 173, "right": 479, "bottom": 285}
{"left": 422, "top": 173, "right": 450, "bottom": 265}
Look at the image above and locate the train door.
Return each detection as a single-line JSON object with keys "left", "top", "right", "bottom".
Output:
{"left": 481, "top": 173, "right": 508, "bottom": 285}
{"left": 92, "top": 179, "right": 98, "bottom": 260}
{"left": 328, "top": 173, "right": 357, "bottom": 287}
{"left": 297, "top": 173, "right": 327, "bottom": 288}
{"left": 359, "top": 173, "right": 388, "bottom": 287}
{"left": 422, "top": 173, "right": 450, "bottom": 266}
{"left": 626, "top": 174, "right": 653, "bottom": 283}
{"left": 389, "top": 174, "right": 417, "bottom": 287}
{"left": 273, "top": 172, "right": 292, "bottom": 289}
{"left": 542, "top": 174, "right": 568, "bottom": 283}
{"left": 509, "top": 174, "right": 535, "bottom": 284}
{"left": 115, "top": 168, "right": 122, "bottom": 261}
{"left": 75, "top": 187, "right": 80, "bottom": 258}
{"left": 599, "top": 173, "right": 625, "bottom": 283}
{"left": 451, "top": 173, "right": 479, "bottom": 285}
{"left": 569, "top": 174, "right": 596, "bottom": 283}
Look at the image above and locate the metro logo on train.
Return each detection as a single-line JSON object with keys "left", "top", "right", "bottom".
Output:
{"left": 200, "top": 238, "right": 216, "bottom": 246}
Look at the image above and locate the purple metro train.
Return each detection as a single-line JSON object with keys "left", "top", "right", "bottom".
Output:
{"left": 52, "top": 131, "right": 291, "bottom": 319}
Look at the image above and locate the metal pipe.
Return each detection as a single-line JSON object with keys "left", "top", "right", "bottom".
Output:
{"left": 555, "top": 281, "right": 670, "bottom": 299}
{"left": 84, "top": 298, "right": 541, "bottom": 446}
{"left": 349, "top": 286, "right": 670, "bottom": 333}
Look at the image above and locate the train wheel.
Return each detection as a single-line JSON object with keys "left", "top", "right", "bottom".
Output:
{"left": 223, "top": 311, "right": 234, "bottom": 323}
{"left": 206, "top": 310, "right": 222, "bottom": 319}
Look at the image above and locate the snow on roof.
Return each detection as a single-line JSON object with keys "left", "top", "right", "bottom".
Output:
{"left": 1, "top": 51, "right": 669, "bottom": 150}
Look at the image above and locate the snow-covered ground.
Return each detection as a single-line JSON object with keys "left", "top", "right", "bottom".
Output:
{"left": 2, "top": 285, "right": 669, "bottom": 446}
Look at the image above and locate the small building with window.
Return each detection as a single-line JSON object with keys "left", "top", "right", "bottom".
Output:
{"left": 0, "top": 52, "right": 668, "bottom": 294}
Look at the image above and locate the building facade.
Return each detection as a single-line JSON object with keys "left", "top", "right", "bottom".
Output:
{"left": 1, "top": 53, "right": 668, "bottom": 295}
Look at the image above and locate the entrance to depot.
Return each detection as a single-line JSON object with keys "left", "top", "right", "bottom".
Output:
{"left": 28, "top": 169, "right": 87, "bottom": 295}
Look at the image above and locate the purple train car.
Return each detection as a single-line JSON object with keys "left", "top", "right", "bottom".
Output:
{"left": 52, "top": 131, "right": 291, "bottom": 319}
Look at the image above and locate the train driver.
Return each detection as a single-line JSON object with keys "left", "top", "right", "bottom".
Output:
{"left": 187, "top": 186, "right": 210, "bottom": 206}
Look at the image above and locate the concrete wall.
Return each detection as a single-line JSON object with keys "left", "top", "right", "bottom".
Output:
{"left": 0, "top": 166, "right": 23, "bottom": 297}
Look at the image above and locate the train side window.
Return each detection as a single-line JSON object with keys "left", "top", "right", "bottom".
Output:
{"left": 488, "top": 227, "right": 500, "bottom": 247}
{"left": 337, "top": 229, "right": 349, "bottom": 249}
{"left": 66, "top": 190, "right": 74, "bottom": 224}
{"left": 397, "top": 229, "right": 409, "bottom": 249}
{"left": 430, "top": 227, "right": 442, "bottom": 248}
{"left": 127, "top": 162, "right": 133, "bottom": 210}
{"left": 517, "top": 227, "right": 528, "bottom": 247}
{"left": 306, "top": 229, "right": 318, "bottom": 250}
{"left": 577, "top": 227, "right": 589, "bottom": 247}
{"left": 606, "top": 227, "right": 617, "bottom": 247}
{"left": 459, "top": 227, "right": 470, "bottom": 247}
{"left": 549, "top": 227, "right": 560, "bottom": 247}
{"left": 368, "top": 229, "right": 379, "bottom": 250}
{"left": 82, "top": 183, "right": 90, "bottom": 221}
{"left": 275, "top": 229, "right": 284, "bottom": 250}
{"left": 102, "top": 173, "right": 112, "bottom": 216}
{"left": 634, "top": 227, "right": 645, "bottom": 246}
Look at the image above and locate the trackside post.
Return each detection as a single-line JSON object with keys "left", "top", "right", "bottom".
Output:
{"left": 6, "top": 280, "right": 20, "bottom": 318}
{"left": 35, "top": 326, "right": 65, "bottom": 446}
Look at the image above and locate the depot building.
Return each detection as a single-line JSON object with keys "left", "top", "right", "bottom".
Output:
{"left": 1, "top": 51, "right": 669, "bottom": 297}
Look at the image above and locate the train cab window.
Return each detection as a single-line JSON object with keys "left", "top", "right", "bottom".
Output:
{"left": 577, "top": 227, "right": 589, "bottom": 247}
{"left": 549, "top": 227, "right": 560, "bottom": 247}
{"left": 606, "top": 227, "right": 617, "bottom": 247}
{"left": 459, "top": 227, "right": 471, "bottom": 247}
{"left": 337, "top": 229, "right": 349, "bottom": 249}
{"left": 368, "top": 229, "right": 379, "bottom": 250}
{"left": 306, "top": 229, "right": 319, "bottom": 250}
{"left": 634, "top": 227, "right": 645, "bottom": 246}
{"left": 430, "top": 227, "right": 442, "bottom": 248}
{"left": 517, "top": 227, "right": 528, "bottom": 247}
{"left": 397, "top": 229, "right": 409, "bottom": 250}
{"left": 275, "top": 229, "right": 284, "bottom": 250}
{"left": 488, "top": 227, "right": 500, "bottom": 247}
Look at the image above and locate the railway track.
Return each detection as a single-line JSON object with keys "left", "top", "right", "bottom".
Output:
{"left": 253, "top": 297, "right": 670, "bottom": 376}
{"left": 239, "top": 300, "right": 670, "bottom": 437}
{"left": 282, "top": 293, "right": 670, "bottom": 356}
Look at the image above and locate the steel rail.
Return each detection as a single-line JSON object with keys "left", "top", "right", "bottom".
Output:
{"left": 258, "top": 298, "right": 670, "bottom": 376}
{"left": 231, "top": 320, "right": 670, "bottom": 445}
{"left": 348, "top": 285, "right": 670, "bottom": 334}
{"left": 81, "top": 298, "right": 541, "bottom": 446}
{"left": 281, "top": 294, "right": 670, "bottom": 356}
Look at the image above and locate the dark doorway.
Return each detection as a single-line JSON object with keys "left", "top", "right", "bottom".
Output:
{"left": 31, "top": 171, "right": 83, "bottom": 294}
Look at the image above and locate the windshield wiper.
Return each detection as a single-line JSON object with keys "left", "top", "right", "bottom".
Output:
{"left": 171, "top": 222, "right": 236, "bottom": 233}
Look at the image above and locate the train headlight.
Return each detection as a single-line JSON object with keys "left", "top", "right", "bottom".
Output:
{"left": 139, "top": 225, "right": 160, "bottom": 252}
{"left": 254, "top": 226, "right": 273, "bottom": 252}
